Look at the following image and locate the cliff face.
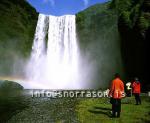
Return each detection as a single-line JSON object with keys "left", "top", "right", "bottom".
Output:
{"left": 0, "top": 0, "right": 38, "bottom": 75}
{"left": 76, "top": 3, "right": 124, "bottom": 88}
{"left": 0, "top": 1, "right": 124, "bottom": 88}
{"left": 2, "top": 0, "right": 148, "bottom": 90}
{"left": 111, "top": 0, "right": 150, "bottom": 90}
{"left": 76, "top": 0, "right": 150, "bottom": 89}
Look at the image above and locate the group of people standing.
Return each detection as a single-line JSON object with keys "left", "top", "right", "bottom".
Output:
{"left": 109, "top": 73, "right": 141, "bottom": 118}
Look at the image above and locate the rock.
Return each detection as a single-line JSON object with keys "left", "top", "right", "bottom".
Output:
{"left": 0, "top": 80, "right": 23, "bottom": 91}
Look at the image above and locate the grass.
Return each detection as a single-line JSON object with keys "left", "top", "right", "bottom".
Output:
{"left": 0, "top": 90, "right": 150, "bottom": 123}
{"left": 75, "top": 96, "right": 150, "bottom": 123}
{"left": 0, "top": 90, "right": 29, "bottom": 122}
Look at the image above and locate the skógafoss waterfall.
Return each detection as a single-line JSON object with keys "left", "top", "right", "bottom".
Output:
{"left": 25, "top": 14, "right": 81, "bottom": 89}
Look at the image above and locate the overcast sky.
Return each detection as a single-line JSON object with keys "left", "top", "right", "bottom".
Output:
{"left": 27, "top": 0, "right": 109, "bottom": 16}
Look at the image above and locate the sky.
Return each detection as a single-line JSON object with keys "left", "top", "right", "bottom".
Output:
{"left": 27, "top": 0, "right": 109, "bottom": 16}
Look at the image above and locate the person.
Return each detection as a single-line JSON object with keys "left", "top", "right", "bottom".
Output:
{"left": 132, "top": 77, "right": 141, "bottom": 105}
{"left": 126, "top": 82, "right": 132, "bottom": 97}
{"left": 109, "top": 73, "right": 125, "bottom": 118}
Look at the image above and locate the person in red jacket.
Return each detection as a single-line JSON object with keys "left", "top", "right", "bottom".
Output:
{"left": 109, "top": 73, "right": 125, "bottom": 118}
{"left": 132, "top": 77, "right": 141, "bottom": 105}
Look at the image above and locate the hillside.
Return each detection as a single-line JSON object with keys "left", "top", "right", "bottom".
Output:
{"left": 0, "top": 0, "right": 38, "bottom": 75}
{"left": 111, "top": 0, "right": 150, "bottom": 90}
{"left": 76, "top": 3, "right": 124, "bottom": 88}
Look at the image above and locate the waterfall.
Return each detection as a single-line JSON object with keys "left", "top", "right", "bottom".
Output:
{"left": 25, "top": 14, "right": 80, "bottom": 89}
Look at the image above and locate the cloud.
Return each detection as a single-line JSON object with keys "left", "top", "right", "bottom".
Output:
{"left": 43, "top": 0, "right": 55, "bottom": 7}
{"left": 83, "top": 0, "right": 89, "bottom": 7}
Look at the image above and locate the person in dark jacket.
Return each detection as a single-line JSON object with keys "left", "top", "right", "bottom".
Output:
{"left": 132, "top": 77, "right": 141, "bottom": 105}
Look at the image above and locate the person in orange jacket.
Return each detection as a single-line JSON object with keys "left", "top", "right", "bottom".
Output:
{"left": 132, "top": 77, "right": 141, "bottom": 105}
{"left": 109, "top": 73, "right": 125, "bottom": 118}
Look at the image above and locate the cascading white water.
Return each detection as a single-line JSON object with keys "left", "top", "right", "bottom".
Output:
{"left": 25, "top": 14, "right": 80, "bottom": 89}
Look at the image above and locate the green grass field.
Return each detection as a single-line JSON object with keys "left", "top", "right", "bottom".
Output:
{"left": 0, "top": 90, "right": 150, "bottom": 123}
{"left": 76, "top": 96, "right": 150, "bottom": 123}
